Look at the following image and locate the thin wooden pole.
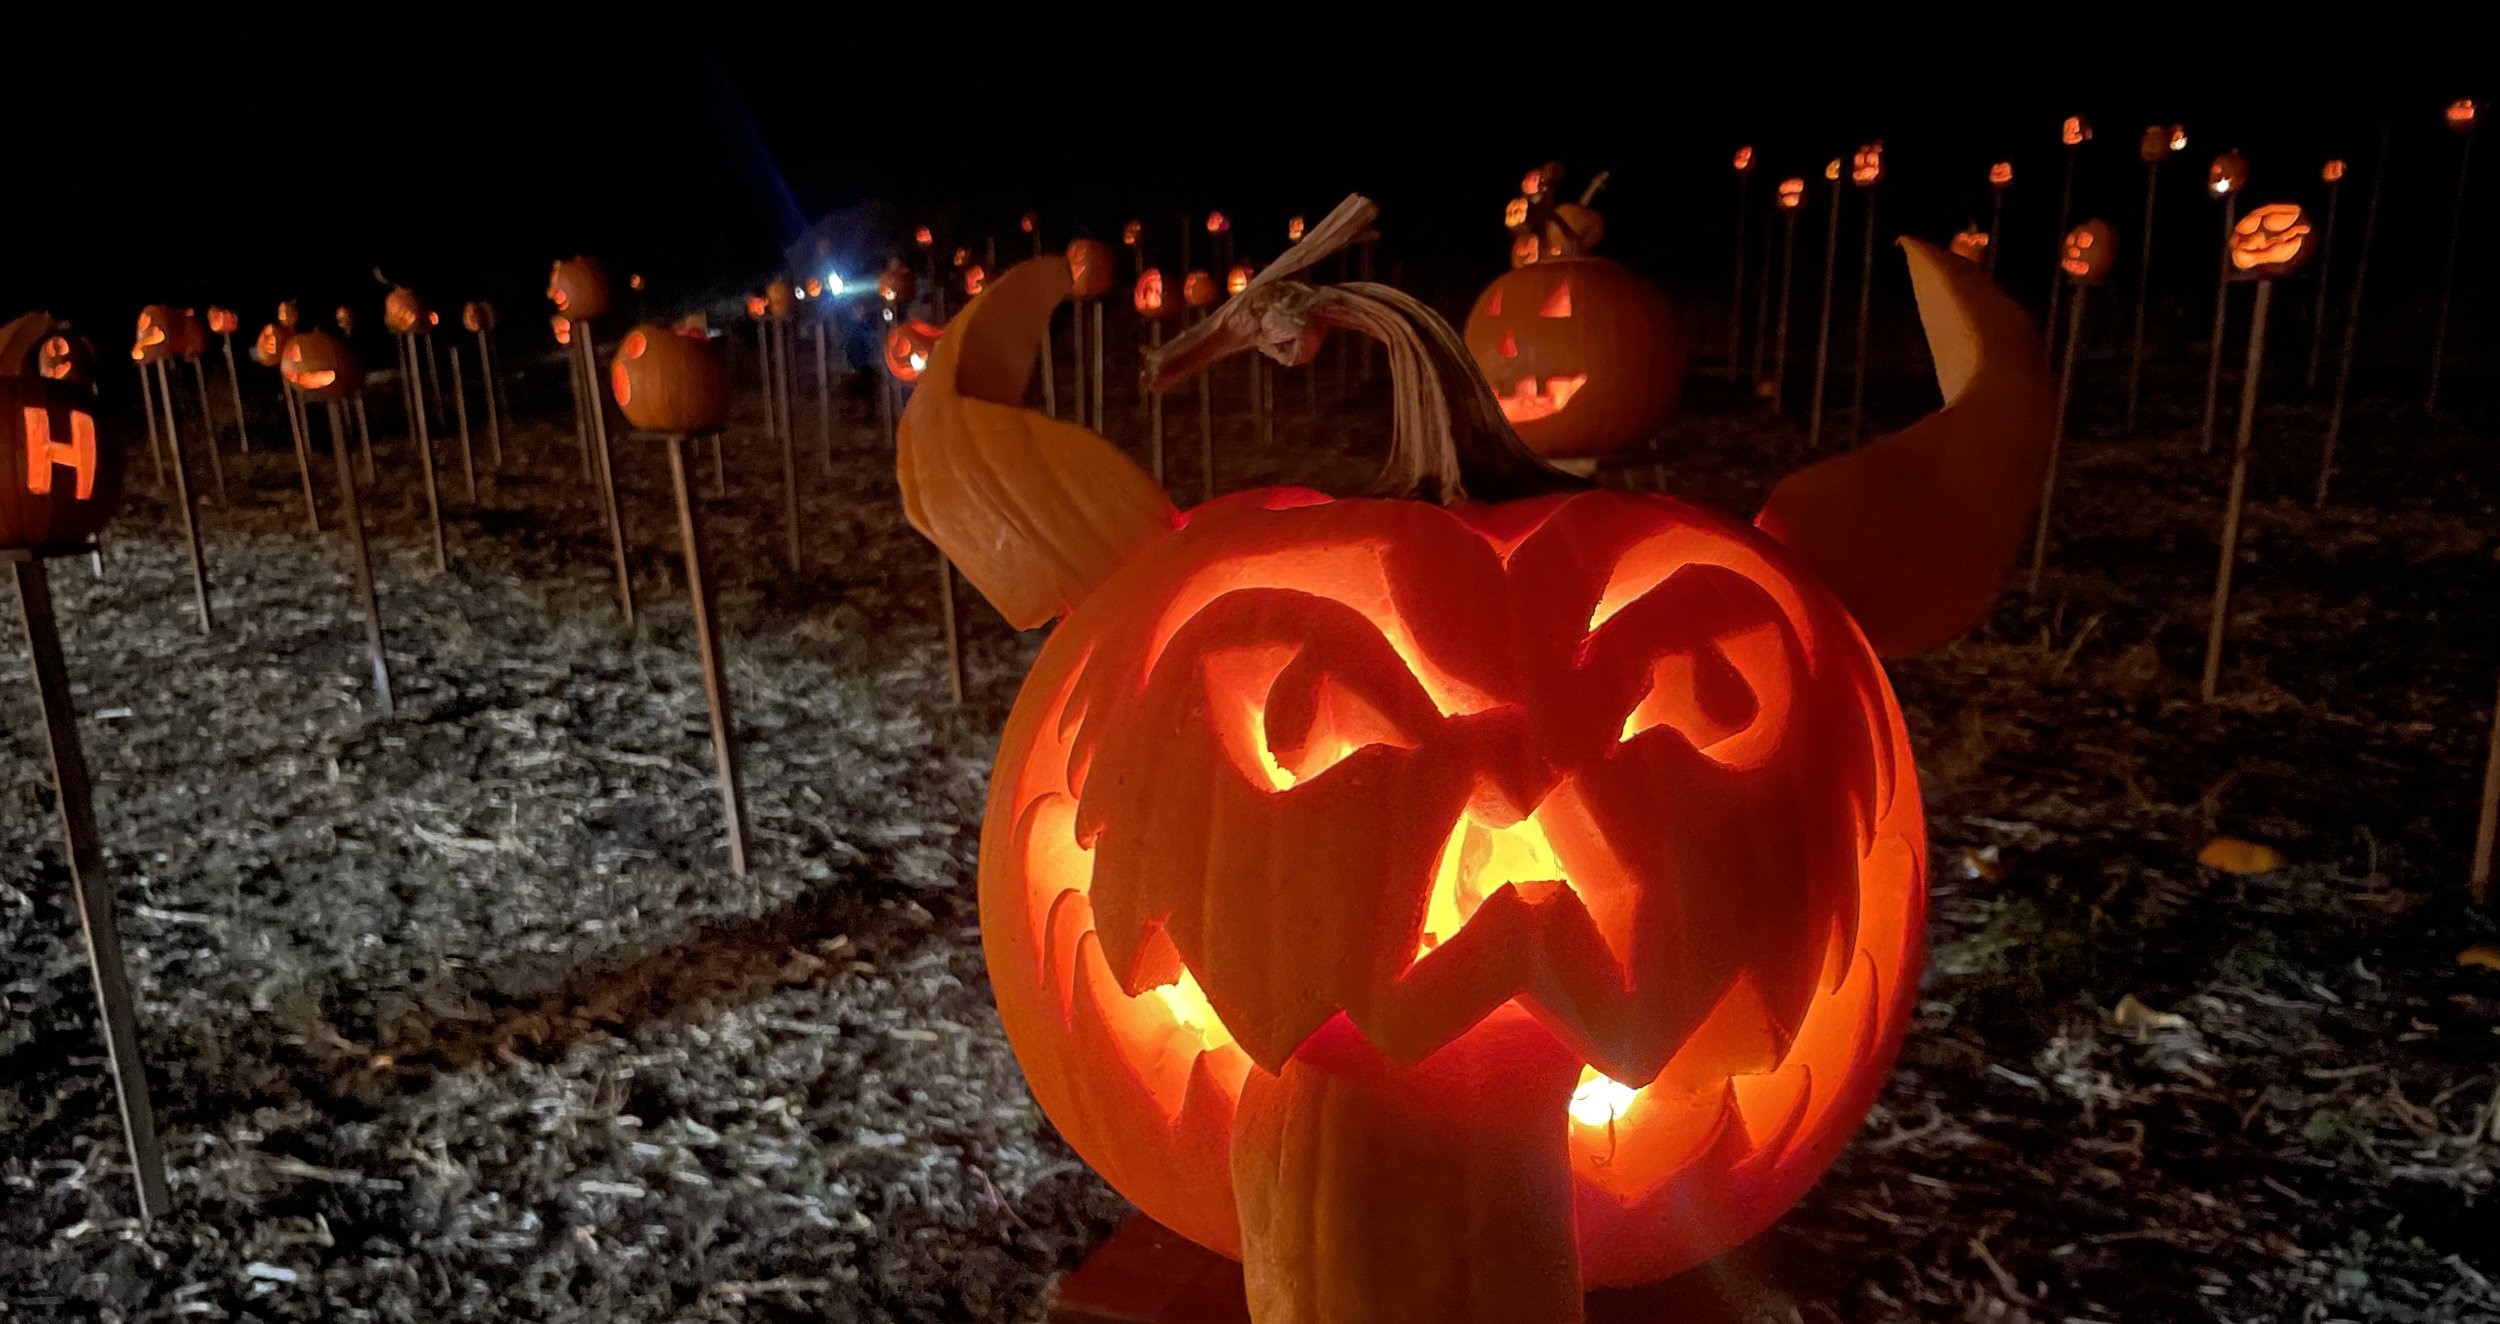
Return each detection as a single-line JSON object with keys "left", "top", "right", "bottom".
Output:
{"left": 1770, "top": 207, "right": 1799, "bottom": 409}
{"left": 2199, "top": 195, "right": 2241, "bottom": 452}
{"left": 447, "top": 344, "right": 478, "bottom": 502}
{"left": 569, "top": 327, "right": 595, "bottom": 483}
{"left": 2319, "top": 125, "right": 2392, "bottom": 509}
{"left": 2123, "top": 159, "right": 2160, "bottom": 432}
{"left": 937, "top": 551, "right": 967, "bottom": 705}
{"left": 576, "top": 323, "right": 634, "bottom": 624}
{"left": 709, "top": 434, "right": 725, "bottom": 499}
{"left": 283, "top": 385, "right": 319, "bottom": 535}
{"left": 136, "top": 362, "right": 165, "bottom": 490}
{"left": 2029, "top": 286, "right": 2090, "bottom": 596}
{"left": 2304, "top": 177, "right": 2343, "bottom": 392}
{"left": 220, "top": 336, "right": 252, "bottom": 453}
{"left": 665, "top": 434, "right": 749, "bottom": 877}
{"left": 776, "top": 319, "right": 800, "bottom": 573}
{"left": 153, "top": 361, "right": 212, "bottom": 634}
{"left": 353, "top": 397, "right": 378, "bottom": 488}
{"left": 422, "top": 334, "right": 448, "bottom": 434}
{"left": 1728, "top": 169, "right": 1749, "bottom": 379}
{"left": 2047, "top": 143, "right": 2078, "bottom": 364}
{"left": 475, "top": 329, "right": 505, "bottom": 469}
{"left": 1985, "top": 187, "right": 2005, "bottom": 277}
{"left": 324, "top": 399, "right": 393, "bottom": 714}
{"left": 1091, "top": 302, "right": 1107, "bottom": 433}
{"left": 2470, "top": 666, "right": 2500, "bottom": 903}
{"left": 400, "top": 338, "right": 447, "bottom": 574}
{"left": 1147, "top": 318, "right": 1166, "bottom": 485}
{"left": 2427, "top": 127, "right": 2476, "bottom": 412}
{"left": 814, "top": 321, "right": 833, "bottom": 474}
{"left": 1847, "top": 183, "right": 1879, "bottom": 444}
{"left": 188, "top": 359, "right": 228, "bottom": 506}
{"left": 12, "top": 555, "right": 169, "bottom": 1223}
{"left": 1808, "top": 172, "right": 1842, "bottom": 449}
{"left": 1748, "top": 196, "right": 1777, "bottom": 388}
{"left": 2202, "top": 279, "right": 2275, "bottom": 703}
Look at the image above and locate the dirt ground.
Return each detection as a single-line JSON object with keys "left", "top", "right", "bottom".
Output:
{"left": 3, "top": 306, "right": 2496, "bottom": 1323}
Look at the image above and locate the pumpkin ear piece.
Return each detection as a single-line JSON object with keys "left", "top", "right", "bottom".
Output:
{"left": 1753, "top": 237, "right": 2053, "bottom": 656}
{"left": 899, "top": 257, "right": 1177, "bottom": 630}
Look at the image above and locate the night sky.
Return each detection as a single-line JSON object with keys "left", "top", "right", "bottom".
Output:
{"left": 13, "top": 21, "right": 2489, "bottom": 369}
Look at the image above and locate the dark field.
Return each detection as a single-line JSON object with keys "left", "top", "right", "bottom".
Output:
{"left": 3, "top": 305, "right": 2497, "bottom": 1323}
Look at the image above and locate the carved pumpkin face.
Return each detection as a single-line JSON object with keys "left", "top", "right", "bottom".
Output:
{"left": 463, "top": 302, "right": 496, "bottom": 333}
{"left": 132, "top": 307, "right": 173, "bottom": 364}
{"left": 962, "top": 265, "right": 987, "bottom": 298}
{"left": 1950, "top": 226, "right": 1990, "bottom": 264}
{"left": 1850, "top": 142, "right": 1884, "bottom": 187}
{"left": 2062, "top": 115, "right": 2091, "bottom": 146}
{"left": 915, "top": 225, "right": 934, "bottom": 249}
{"left": 1020, "top": 212, "right": 1038, "bottom": 235}
{"left": 1205, "top": 211, "right": 1230, "bottom": 236}
{"left": 804, "top": 277, "right": 824, "bottom": 299}
{"left": 207, "top": 307, "right": 239, "bottom": 336}
{"left": 1121, "top": 220, "right": 1142, "bottom": 248}
{"left": 884, "top": 318, "right": 945, "bottom": 382}
{"left": 610, "top": 323, "right": 730, "bottom": 434}
{"left": 385, "top": 287, "right": 429, "bottom": 335}
{"left": 276, "top": 300, "right": 301, "bottom": 331}
{"left": 1225, "top": 262, "right": 1255, "bottom": 297}
{"left": 1510, "top": 233, "right": 1543, "bottom": 268}
{"left": 629, "top": 273, "right": 646, "bottom": 292}
{"left": 980, "top": 486, "right": 1924, "bottom": 1286}
{"left": 252, "top": 324, "right": 289, "bottom": 368}
{"left": 1462, "top": 258, "right": 1686, "bottom": 460}
{"left": 745, "top": 295, "right": 768, "bottom": 321}
{"left": 2322, "top": 159, "right": 2348, "bottom": 184}
{"left": 280, "top": 329, "right": 361, "bottom": 399}
{"left": 1183, "top": 271, "right": 1220, "bottom": 310}
{"left": 552, "top": 315, "right": 573, "bottom": 346}
{"left": 547, "top": 255, "right": 613, "bottom": 321}
{"left": 335, "top": 305, "right": 356, "bottom": 334}
{"left": 38, "top": 335, "right": 94, "bottom": 385}
{"left": 2449, "top": 99, "right": 2478, "bottom": 133}
{"left": 4, "top": 376, "right": 125, "bottom": 553}
{"left": 1134, "top": 269, "right": 1171, "bottom": 320}
{"left": 1777, "top": 178, "right": 1806, "bottom": 211}
{"left": 2208, "top": 151, "right": 2248, "bottom": 198}
{"left": 1066, "top": 240, "right": 1116, "bottom": 299}
{"left": 1732, "top": 145, "right": 1754, "bottom": 172}
{"left": 879, "top": 260, "right": 917, "bottom": 306}
{"left": 2060, "top": 220, "right": 2117, "bottom": 284}
{"left": 2228, "top": 203, "right": 2315, "bottom": 280}
{"left": 1989, "top": 161, "right": 2013, "bottom": 188}
{"left": 1286, "top": 215, "right": 1305, "bottom": 241}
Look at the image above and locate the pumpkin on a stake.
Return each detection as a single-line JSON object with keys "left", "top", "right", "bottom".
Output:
{"left": 897, "top": 198, "right": 2052, "bottom": 1324}
{"left": 610, "top": 324, "right": 730, "bottom": 434}
{"left": 279, "top": 329, "right": 362, "bottom": 399}
{"left": 4, "top": 375, "right": 123, "bottom": 551}
{"left": 385, "top": 287, "right": 429, "bottom": 335}
{"left": 884, "top": 318, "right": 945, "bottom": 383}
{"left": 252, "top": 324, "right": 289, "bottom": 368}
{"left": 1461, "top": 253, "right": 1685, "bottom": 461}
{"left": 547, "top": 256, "right": 613, "bottom": 321}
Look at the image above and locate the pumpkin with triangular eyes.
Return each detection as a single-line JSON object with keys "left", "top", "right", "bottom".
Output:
{"left": 1462, "top": 258, "right": 1685, "bottom": 461}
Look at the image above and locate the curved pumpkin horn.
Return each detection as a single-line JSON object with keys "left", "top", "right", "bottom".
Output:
{"left": 1754, "top": 237, "right": 2052, "bottom": 655}
{"left": 898, "top": 257, "right": 1176, "bottom": 630}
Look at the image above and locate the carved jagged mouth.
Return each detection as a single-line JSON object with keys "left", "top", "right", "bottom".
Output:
{"left": 1494, "top": 374, "right": 1588, "bottom": 423}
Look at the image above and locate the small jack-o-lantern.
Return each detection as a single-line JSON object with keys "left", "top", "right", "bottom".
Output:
{"left": 2139, "top": 125, "right": 2176, "bottom": 162}
{"left": 1510, "top": 233, "right": 1543, "bottom": 268}
{"left": 1020, "top": 212, "right": 1038, "bottom": 235}
{"left": 3, "top": 375, "right": 125, "bottom": 552}
{"left": 1134, "top": 269, "right": 1171, "bottom": 320}
{"left": 1463, "top": 256, "right": 1685, "bottom": 459}
{"left": 1823, "top": 159, "right": 1842, "bottom": 182}
{"left": 610, "top": 323, "right": 730, "bottom": 434}
{"left": 2321, "top": 159, "right": 2348, "bottom": 184}
{"left": 629, "top": 273, "right": 646, "bottom": 292}
{"left": 276, "top": 299, "right": 301, "bottom": 331}
{"left": 39, "top": 335, "right": 96, "bottom": 385}
{"left": 1850, "top": 142, "right": 1884, "bottom": 187}
{"left": 804, "top": 277, "right": 824, "bottom": 299}
{"left": 745, "top": 295, "right": 768, "bottom": 321}
{"left": 885, "top": 318, "right": 945, "bottom": 382}
{"left": 1225, "top": 262, "right": 1256, "bottom": 297}
{"left": 1505, "top": 195, "right": 1531, "bottom": 230}
{"left": 463, "top": 301, "right": 497, "bottom": 333}
{"left": 280, "top": 329, "right": 362, "bottom": 399}
{"left": 165, "top": 309, "right": 207, "bottom": 360}
{"left": 766, "top": 279, "right": 796, "bottom": 319}
{"left": 2228, "top": 203, "right": 2315, "bottom": 279}
{"left": 1522, "top": 160, "right": 1564, "bottom": 198}
{"left": 1121, "top": 220, "right": 1142, "bottom": 248}
{"left": 252, "top": 323, "right": 290, "bottom": 368}
{"left": 915, "top": 225, "right": 935, "bottom": 249}
{"left": 1732, "top": 144, "right": 1754, "bottom": 172}
{"left": 547, "top": 256, "right": 614, "bottom": 321}
{"left": 1286, "top": 215, "right": 1305, "bottom": 241}
{"left": 1183, "top": 270, "right": 1220, "bottom": 310}
{"left": 1205, "top": 211, "right": 1231, "bottom": 236}
{"left": 2208, "top": 150, "right": 2248, "bottom": 199}
{"left": 2062, "top": 114, "right": 2092, "bottom": 146}
{"left": 2448, "top": 99, "right": 2478, "bottom": 133}
{"left": 951, "top": 246, "right": 970, "bottom": 271}
{"left": 879, "top": 261, "right": 917, "bottom": 307}
{"left": 893, "top": 232, "right": 2054, "bottom": 1324}
{"left": 385, "top": 287, "right": 430, "bottom": 335}
{"left": 2060, "top": 220, "right": 2117, "bottom": 284}
{"left": 207, "top": 307, "right": 239, "bottom": 336}
{"left": 1774, "top": 179, "right": 1804, "bottom": 212}
{"left": 1067, "top": 240, "right": 1117, "bottom": 299}
{"left": 552, "top": 315, "right": 573, "bottom": 346}
{"left": 1950, "top": 225, "right": 1991, "bottom": 264}
{"left": 963, "top": 265, "right": 988, "bottom": 298}
{"left": 1989, "top": 160, "right": 2013, "bottom": 188}
{"left": 131, "top": 306, "right": 175, "bottom": 364}
{"left": 335, "top": 305, "right": 356, "bottom": 334}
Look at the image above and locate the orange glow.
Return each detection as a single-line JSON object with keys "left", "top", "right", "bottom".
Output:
{"left": 2208, "top": 150, "right": 2248, "bottom": 198}
{"left": 1493, "top": 373, "right": 1588, "bottom": 422}
{"left": 2229, "top": 203, "right": 2316, "bottom": 278}
{"left": 621, "top": 330, "right": 649, "bottom": 360}
{"left": 2138, "top": 124, "right": 2175, "bottom": 162}
{"left": 552, "top": 315, "right": 572, "bottom": 346}
{"left": 1511, "top": 233, "right": 1542, "bottom": 267}
{"left": 914, "top": 225, "right": 934, "bottom": 247}
{"left": 877, "top": 261, "right": 914, "bottom": 306}
{"left": 276, "top": 300, "right": 300, "bottom": 330}
{"left": 1287, "top": 215, "right": 1305, "bottom": 241}
{"left": 207, "top": 307, "right": 238, "bottom": 335}
{"left": 1121, "top": 220, "right": 1142, "bottom": 247}
{"left": 38, "top": 336, "right": 78, "bottom": 381}
{"left": 746, "top": 294, "right": 768, "bottom": 320}
{"left": 335, "top": 305, "right": 354, "bottom": 333}
{"left": 1067, "top": 240, "right": 1117, "bottom": 299}
{"left": 18, "top": 406, "right": 99, "bottom": 499}
{"left": 1776, "top": 178, "right": 1805, "bottom": 211}
{"left": 950, "top": 246, "right": 969, "bottom": 269}
{"left": 1504, "top": 195, "right": 1529, "bottom": 229}
{"left": 1850, "top": 142, "right": 1884, "bottom": 187}
{"left": 1732, "top": 145, "right": 1754, "bottom": 172}
{"left": 629, "top": 273, "right": 646, "bottom": 291}
{"left": 2322, "top": 159, "right": 2347, "bottom": 183}
{"left": 1822, "top": 159, "right": 1841, "bottom": 182}
{"left": 2449, "top": 99, "right": 2478, "bottom": 131}
{"left": 1020, "top": 211, "right": 1038, "bottom": 234}
{"left": 1989, "top": 161, "right": 2013, "bottom": 187}
{"left": 1225, "top": 262, "right": 1255, "bottom": 297}
{"left": 963, "top": 264, "right": 987, "bottom": 297}
{"left": 1182, "top": 271, "right": 1219, "bottom": 310}
{"left": 1205, "top": 211, "right": 1230, "bottom": 235}
{"left": 884, "top": 318, "right": 945, "bottom": 382}
{"left": 2060, "top": 220, "right": 2116, "bottom": 283}
{"left": 1134, "top": 269, "right": 1168, "bottom": 318}
{"left": 1950, "top": 226, "right": 1990, "bottom": 263}
{"left": 2062, "top": 114, "right": 2091, "bottom": 146}
{"left": 804, "top": 277, "right": 824, "bottom": 298}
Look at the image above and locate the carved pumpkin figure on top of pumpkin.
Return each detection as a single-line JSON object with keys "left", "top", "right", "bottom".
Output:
{"left": 1463, "top": 240, "right": 1682, "bottom": 462}
{"left": 897, "top": 196, "right": 2053, "bottom": 1324}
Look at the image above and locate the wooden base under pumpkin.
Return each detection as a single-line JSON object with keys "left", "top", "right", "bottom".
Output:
{"left": 1046, "top": 1214, "right": 1824, "bottom": 1323}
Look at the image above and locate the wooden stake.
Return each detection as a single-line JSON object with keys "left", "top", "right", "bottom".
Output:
{"left": 568, "top": 326, "right": 595, "bottom": 483}
{"left": 774, "top": 319, "right": 800, "bottom": 574}
{"left": 323, "top": 399, "right": 394, "bottom": 714}
{"left": 188, "top": 359, "right": 229, "bottom": 505}
{"left": 2123, "top": 159, "right": 2161, "bottom": 433}
{"left": 814, "top": 320, "right": 833, "bottom": 474}
{"left": 2046, "top": 142, "right": 2078, "bottom": 365}
{"left": 2028, "top": 285, "right": 2090, "bottom": 596}
{"left": 1092, "top": 301, "right": 1107, "bottom": 433}
{"left": 475, "top": 329, "right": 506, "bottom": 470}
{"left": 936, "top": 550, "right": 967, "bottom": 705}
{"left": 10, "top": 553, "right": 170, "bottom": 1223}
{"left": 152, "top": 361, "right": 212, "bottom": 634}
{"left": 2202, "top": 279, "right": 2276, "bottom": 703}
{"left": 665, "top": 433, "right": 749, "bottom": 876}
{"left": 422, "top": 334, "right": 448, "bottom": 435}
{"left": 575, "top": 323, "right": 634, "bottom": 624}
{"left": 136, "top": 361, "right": 165, "bottom": 490}
{"left": 1847, "top": 181, "right": 1879, "bottom": 444}
{"left": 1147, "top": 318, "right": 1166, "bottom": 485}
{"left": 2427, "top": 125, "right": 2476, "bottom": 412}
{"left": 1807, "top": 172, "right": 1842, "bottom": 449}
{"left": 447, "top": 343, "right": 478, "bottom": 502}
{"left": 398, "top": 337, "right": 447, "bottom": 574}
{"left": 353, "top": 396, "right": 378, "bottom": 487}
{"left": 2198, "top": 195, "right": 2241, "bottom": 452}
{"left": 709, "top": 434, "right": 725, "bottom": 499}
{"left": 283, "top": 384, "right": 319, "bottom": 534}
{"left": 1769, "top": 206, "right": 1799, "bottom": 408}
{"left": 2470, "top": 666, "right": 2500, "bottom": 903}
{"left": 2319, "top": 125, "right": 2392, "bottom": 509}
{"left": 1985, "top": 186, "right": 2005, "bottom": 277}
{"left": 2303, "top": 173, "right": 2343, "bottom": 392}
{"left": 1728, "top": 167, "right": 1749, "bottom": 380}
{"left": 219, "top": 335, "right": 252, "bottom": 453}
{"left": 1748, "top": 194, "right": 1777, "bottom": 387}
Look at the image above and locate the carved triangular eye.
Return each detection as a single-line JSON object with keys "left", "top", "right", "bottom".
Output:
{"left": 1483, "top": 290, "right": 1503, "bottom": 317}
{"left": 1497, "top": 331, "right": 1517, "bottom": 358}
{"left": 1537, "top": 283, "right": 1572, "bottom": 318}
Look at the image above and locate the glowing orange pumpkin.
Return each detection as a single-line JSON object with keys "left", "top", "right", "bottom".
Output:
{"left": 462, "top": 301, "right": 497, "bottom": 333}
{"left": 2208, "top": 150, "right": 2248, "bottom": 198}
{"left": 766, "top": 279, "right": 796, "bottom": 319}
{"left": 1205, "top": 211, "right": 1230, "bottom": 236}
{"left": 2448, "top": 99, "right": 2478, "bottom": 132}
{"left": 1122, "top": 220, "right": 1142, "bottom": 248}
{"left": 279, "top": 329, "right": 362, "bottom": 399}
{"left": 2062, "top": 114, "right": 2092, "bottom": 146}
{"left": 1183, "top": 271, "right": 1220, "bottom": 310}
{"left": 2140, "top": 124, "right": 2187, "bottom": 162}
{"left": 1989, "top": 161, "right": 2013, "bottom": 188}
{"left": 878, "top": 260, "right": 917, "bottom": 306}
{"left": 3, "top": 376, "right": 124, "bottom": 552}
{"left": 1286, "top": 215, "right": 1305, "bottom": 241}
{"left": 1225, "top": 262, "right": 1256, "bottom": 297}
{"left": 1850, "top": 142, "right": 1884, "bottom": 187}
{"left": 915, "top": 225, "right": 935, "bottom": 249}
{"left": 552, "top": 316, "right": 573, "bottom": 346}
{"left": 131, "top": 306, "right": 176, "bottom": 364}
{"left": 547, "top": 255, "right": 613, "bottom": 320}
{"left": 1462, "top": 258, "right": 1685, "bottom": 460}
{"left": 2060, "top": 220, "right": 2117, "bottom": 284}
{"left": 1067, "top": 240, "right": 1116, "bottom": 299}
{"left": 207, "top": 307, "right": 239, "bottom": 336}
{"left": 2228, "top": 203, "right": 2315, "bottom": 279}
{"left": 2322, "top": 159, "right": 2348, "bottom": 184}
{"left": 1951, "top": 226, "right": 1991, "bottom": 264}
{"left": 385, "top": 287, "right": 429, "bottom": 335}
{"left": 1134, "top": 269, "right": 1171, "bottom": 320}
{"left": 276, "top": 300, "right": 301, "bottom": 331}
{"left": 963, "top": 265, "right": 988, "bottom": 297}
{"left": 334, "top": 305, "right": 356, "bottom": 335}
{"left": 1778, "top": 178, "right": 1806, "bottom": 211}
{"left": 1732, "top": 144, "right": 1755, "bottom": 172}
{"left": 38, "top": 334, "right": 95, "bottom": 384}
{"left": 884, "top": 318, "right": 945, "bottom": 382}
{"left": 610, "top": 324, "right": 730, "bottom": 433}
{"left": 252, "top": 324, "right": 289, "bottom": 368}
{"left": 895, "top": 222, "right": 2052, "bottom": 1324}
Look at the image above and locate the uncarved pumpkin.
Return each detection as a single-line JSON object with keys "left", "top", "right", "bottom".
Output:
{"left": 280, "top": 329, "right": 362, "bottom": 399}
{"left": 3, "top": 375, "right": 125, "bottom": 552}
{"left": 766, "top": 279, "right": 796, "bottom": 319}
{"left": 1462, "top": 257, "right": 1686, "bottom": 460}
{"left": 610, "top": 324, "right": 730, "bottom": 433}
{"left": 548, "top": 256, "right": 613, "bottom": 321}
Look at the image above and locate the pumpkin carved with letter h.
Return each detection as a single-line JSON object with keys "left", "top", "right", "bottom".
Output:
{"left": 897, "top": 196, "right": 2051, "bottom": 1324}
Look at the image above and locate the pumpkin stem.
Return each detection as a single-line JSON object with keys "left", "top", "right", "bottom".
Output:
{"left": 1577, "top": 170, "right": 1610, "bottom": 208}
{"left": 1143, "top": 194, "right": 1584, "bottom": 506}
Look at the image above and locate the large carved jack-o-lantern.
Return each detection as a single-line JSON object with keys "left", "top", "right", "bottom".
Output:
{"left": 897, "top": 197, "right": 2051, "bottom": 1324}
{"left": 4, "top": 375, "right": 125, "bottom": 551}
{"left": 1462, "top": 257, "right": 1685, "bottom": 461}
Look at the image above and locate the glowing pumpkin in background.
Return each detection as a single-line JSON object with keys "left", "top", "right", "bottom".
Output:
{"left": 765, "top": 279, "right": 796, "bottom": 319}
{"left": 1183, "top": 271, "right": 1220, "bottom": 310}
{"left": 609, "top": 324, "right": 730, "bottom": 433}
{"left": 1950, "top": 225, "right": 1991, "bottom": 264}
{"left": 280, "top": 329, "right": 362, "bottom": 399}
{"left": 2228, "top": 203, "right": 2315, "bottom": 278}
{"left": 2208, "top": 150, "right": 2248, "bottom": 198}
{"left": 1989, "top": 161, "right": 2013, "bottom": 188}
{"left": 1850, "top": 142, "right": 1885, "bottom": 187}
{"left": 896, "top": 199, "right": 2053, "bottom": 1324}
{"left": 1066, "top": 240, "right": 1117, "bottom": 299}
{"left": 1134, "top": 269, "right": 1171, "bottom": 320}
{"left": 3, "top": 375, "right": 124, "bottom": 552}
{"left": 547, "top": 255, "right": 614, "bottom": 320}
{"left": 335, "top": 305, "right": 357, "bottom": 335}
{"left": 462, "top": 301, "right": 497, "bottom": 334}
{"left": 1225, "top": 262, "right": 1256, "bottom": 297}
{"left": 962, "top": 265, "right": 987, "bottom": 298}
{"left": 1462, "top": 258, "right": 1685, "bottom": 461}
{"left": 207, "top": 307, "right": 239, "bottom": 336}
{"left": 384, "top": 287, "right": 429, "bottom": 335}
{"left": 2060, "top": 220, "right": 2117, "bottom": 284}
{"left": 165, "top": 309, "right": 208, "bottom": 360}
{"left": 884, "top": 318, "right": 945, "bottom": 383}
{"left": 252, "top": 323, "right": 290, "bottom": 368}
{"left": 878, "top": 260, "right": 917, "bottom": 308}
{"left": 40, "top": 334, "right": 97, "bottom": 385}
{"left": 276, "top": 299, "right": 301, "bottom": 331}
{"left": 131, "top": 306, "right": 176, "bottom": 364}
